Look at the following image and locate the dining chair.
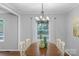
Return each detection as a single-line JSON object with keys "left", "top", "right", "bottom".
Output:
{"left": 25, "top": 39, "right": 29, "bottom": 50}
{"left": 55, "top": 39, "right": 65, "bottom": 56}
{"left": 25, "top": 39, "right": 32, "bottom": 48}
{"left": 28, "top": 39, "right": 31, "bottom": 46}
{"left": 60, "top": 41, "right": 65, "bottom": 56}
{"left": 56, "top": 39, "right": 61, "bottom": 49}
{"left": 19, "top": 41, "right": 26, "bottom": 56}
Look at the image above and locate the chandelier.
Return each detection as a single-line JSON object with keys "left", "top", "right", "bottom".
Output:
{"left": 35, "top": 3, "right": 49, "bottom": 21}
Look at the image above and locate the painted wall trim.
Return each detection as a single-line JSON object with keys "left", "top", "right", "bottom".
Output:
{"left": 0, "top": 3, "right": 19, "bottom": 16}
{"left": 0, "top": 49, "right": 19, "bottom": 51}
{"left": 18, "top": 15, "right": 21, "bottom": 51}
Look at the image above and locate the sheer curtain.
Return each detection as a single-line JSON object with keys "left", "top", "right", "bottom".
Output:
{"left": 31, "top": 17, "right": 38, "bottom": 43}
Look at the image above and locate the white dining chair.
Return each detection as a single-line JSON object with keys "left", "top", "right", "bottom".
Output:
{"left": 25, "top": 39, "right": 29, "bottom": 50}
{"left": 56, "top": 39, "right": 61, "bottom": 49}
{"left": 28, "top": 39, "right": 32, "bottom": 46}
{"left": 55, "top": 39, "right": 65, "bottom": 56}
{"left": 60, "top": 41, "right": 65, "bottom": 56}
{"left": 19, "top": 41, "right": 26, "bottom": 56}
{"left": 25, "top": 39, "right": 32, "bottom": 48}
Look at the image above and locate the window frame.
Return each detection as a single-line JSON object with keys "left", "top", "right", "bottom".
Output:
{"left": 37, "top": 21, "right": 49, "bottom": 40}
{"left": 0, "top": 19, "right": 5, "bottom": 42}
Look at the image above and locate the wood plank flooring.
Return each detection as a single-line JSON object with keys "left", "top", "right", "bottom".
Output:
{"left": 0, "top": 51, "right": 20, "bottom": 56}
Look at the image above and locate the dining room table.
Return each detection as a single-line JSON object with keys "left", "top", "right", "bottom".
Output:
{"left": 25, "top": 42, "right": 69, "bottom": 56}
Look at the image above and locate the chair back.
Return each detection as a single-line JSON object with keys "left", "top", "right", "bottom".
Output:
{"left": 25, "top": 39, "right": 32, "bottom": 48}
{"left": 60, "top": 41, "right": 65, "bottom": 56}
{"left": 19, "top": 41, "right": 26, "bottom": 56}
{"left": 55, "top": 39, "right": 65, "bottom": 56}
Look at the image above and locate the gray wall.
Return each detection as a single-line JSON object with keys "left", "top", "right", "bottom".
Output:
{"left": 0, "top": 13, "right": 18, "bottom": 51}
{"left": 66, "top": 6, "right": 79, "bottom": 56}
{"left": 20, "top": 14, "right": 67, "bottom": 44}
{"left": 20, "top": 15, "right": 32, "bottom": 41}
{"left": 48, "top": 14, "right": 67, "bottom": 44}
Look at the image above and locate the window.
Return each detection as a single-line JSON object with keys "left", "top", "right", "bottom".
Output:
{"left": 37, "top": 21, "right": 49, "bottom": 40}
{"left": 0, "top": 20, "right": 5, "bottom": 41}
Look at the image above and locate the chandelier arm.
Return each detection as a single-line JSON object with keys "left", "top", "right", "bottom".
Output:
{"left": 35, "top": 3, "right": 50, "bottom": 21}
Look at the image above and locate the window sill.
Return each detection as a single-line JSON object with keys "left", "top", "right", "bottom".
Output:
{"left": 0, "top": 39, "right": 4, "bottom": 42}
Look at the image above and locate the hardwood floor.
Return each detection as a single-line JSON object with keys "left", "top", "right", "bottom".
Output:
{"left": 0, "top": 43, "right": 69, "bottom": 56}
{"left": 0, "top": 51, "right": 20, "bottom": 56}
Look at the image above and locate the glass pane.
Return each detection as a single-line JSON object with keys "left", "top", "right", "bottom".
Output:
{"left": 37, "top": 21, "right": 49, "bottom": 40}
{"left": 0, "top": 20, "right": 4, "bottom": 40}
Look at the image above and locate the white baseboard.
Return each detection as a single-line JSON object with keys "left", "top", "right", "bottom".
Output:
{"left": 0, "top": 49, "right": 19, "bottom": 51}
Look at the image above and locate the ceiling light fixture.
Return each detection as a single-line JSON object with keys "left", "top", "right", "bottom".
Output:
{"left": 35, "top": 3, "right": 50, "bottom": 21}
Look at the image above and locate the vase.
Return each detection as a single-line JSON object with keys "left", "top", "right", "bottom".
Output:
{"left": 39, "top": 37, "right": 47, "bottom": 48}
{"left": 44, "top": 37, "right": 47, "bottom": 48}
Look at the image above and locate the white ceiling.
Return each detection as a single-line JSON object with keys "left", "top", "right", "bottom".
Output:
{"left": 1, "top": 3, "right": 79, "bottom": 15}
